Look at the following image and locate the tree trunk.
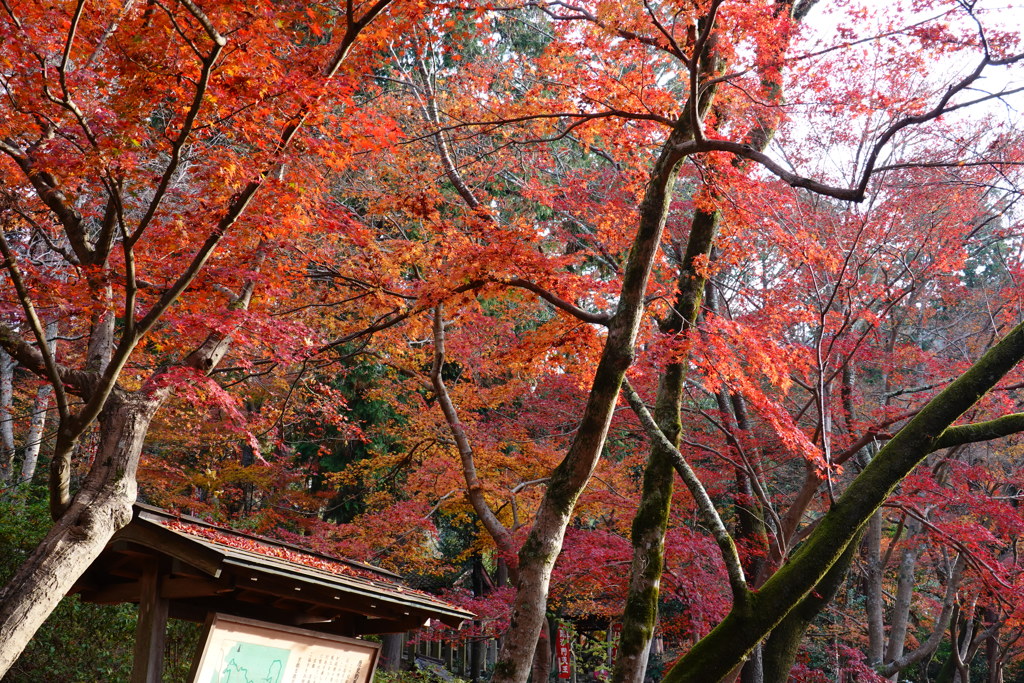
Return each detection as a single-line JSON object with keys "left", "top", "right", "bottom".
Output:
{"left": 490, "top": 104, "right": 694, "bottom": 683}
{"left": 612, "top": 370, "right": 682, "bottom": 682}
{"left": 612, "top": 206, "right": 720, "bottom": 683}
{"left": 760, "top": 533, "right": 861, "bottom": 683}
{"left": 0, "top": 389, "right": 163, "bottom": 674}
{"left": 739, "top": 646, "right": 763, "bottom": 683}
{"left": 0, "top": 349, "right": 15, "bottom": 486}
{"left": 20, "top": 320, "right": 58, "bottom": 484}
{"left": 469, "top": 555, "right": 488, "bottom": 681}
{"left": 884, "top": 527, "right": 922, "bottom": 666}
{"left": 985, "top": 609, "right": 1001, "bottom": 683}
{"left": 877, "top": 553, "right": 964, "bottom": 679}
{"left": 865, "top": 512, "right": 885, "bottom": 665}
{"left": 380, "top": 633, "right": 404, "bottom": 672}
{"left": 470, "top": 637, "right": 485, "bottom": 681}
{"left": 19, "top": 384, "right": 53, "bottom": 484}
{"left": 532, "top": 618, "right": 552, "bottom": 683}
{"left": 612, "top": 7, "right": 795, "bottom": 664}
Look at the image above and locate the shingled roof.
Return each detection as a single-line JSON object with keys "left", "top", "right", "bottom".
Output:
{"left": 72, "top": 503, "right": 473, "bottom": 636}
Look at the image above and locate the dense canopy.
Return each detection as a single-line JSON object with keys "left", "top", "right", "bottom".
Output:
{"left": 1, "top": 0, "right": 1023, "bottom": 680}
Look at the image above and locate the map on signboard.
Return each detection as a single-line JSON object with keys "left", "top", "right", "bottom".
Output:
{"left": 190, "top": 614, "right": 380, "bottom": 683}
{"left": 204, "top": 641, "right": 290, "bottom": 683}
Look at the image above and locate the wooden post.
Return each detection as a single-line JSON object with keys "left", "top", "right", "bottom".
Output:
{"left": 380, "top": 633, "right": 404, "bottom": 672}
{"left": 131, "top": 561, "right": 169, "bottom": 683}
{"left": 470, "top": 634, "right": 483, "bottom": 681}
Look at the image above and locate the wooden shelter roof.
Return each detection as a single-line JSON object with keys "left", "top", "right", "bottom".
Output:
{"left": 72, "top": 504, "right": 473, "bottom": 637}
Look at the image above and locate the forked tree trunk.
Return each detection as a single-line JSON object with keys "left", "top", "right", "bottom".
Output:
{"left": 760, "top": 534, "right": 861, "bottom": 682}
{"left": 490, "top": 111, "right": 692, "bottom": 683}
{"left": 612, "top": 207, "right": 720, "bottom": 683}
{"left": 0, "top": 9, "right": 382, "bottom": 673}
{"left": 612, "top": 8, "right": 797, "bottom": 669}
{"left": 611, "top": 371, "right": 682, "bottom": 682}
{"left": 0, "top": 389, "right": 163, "bottom": 672}
{"left": 613, "top": 88, "right": 784, "bottom": 683}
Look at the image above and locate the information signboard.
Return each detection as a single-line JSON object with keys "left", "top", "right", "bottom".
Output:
{"left": 189, "top": 613, "right": 380, "bottom": 683}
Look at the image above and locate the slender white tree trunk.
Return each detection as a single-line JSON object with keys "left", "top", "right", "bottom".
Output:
{"left": 20, "top": 321, "right": 58, "bottom": 484}
{"left": 0, "top": 350, "right": 15, "bottom": 485}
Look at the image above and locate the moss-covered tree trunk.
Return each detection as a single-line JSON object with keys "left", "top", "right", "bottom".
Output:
{"left": 612, "top": 67, "right": 785, "bottom": 683}
{"left": 760, "top": 534, "right": 861, "bottom": 682}
{"left": 611, "top": 205, "right": 721, "bottom": 683}
{"left": 490, "top": 114, "right": 694, "bottom": 683}
{"left": 661, "top": 319, "right": 1024, "bottom": 682}
{"left": 729, "top": 393, "right": 770, "bottom": 683}
{"left": 611, "top": 2, "right": 811, "bottom": 673}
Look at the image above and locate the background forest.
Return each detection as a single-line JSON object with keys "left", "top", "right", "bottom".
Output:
{"left": 1, "top": 0, "right": 1024, "bottom": 680}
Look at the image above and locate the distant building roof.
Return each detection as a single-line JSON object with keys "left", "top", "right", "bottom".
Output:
{"left": 72, "top": 503, "right": 473, "bottom": 636}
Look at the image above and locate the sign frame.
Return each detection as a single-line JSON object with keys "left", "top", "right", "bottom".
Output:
{"left": 188, "top": 613, "right": 381, "bottom": 683}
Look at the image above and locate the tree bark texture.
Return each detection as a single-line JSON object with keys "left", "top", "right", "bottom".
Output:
{"left": 0, "top": 389, "right": 163, "bottom": 673}
{"left": 611, "top": 206, "right": 720, "bottom": 683}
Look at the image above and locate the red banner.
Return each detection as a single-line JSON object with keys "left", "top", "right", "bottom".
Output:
{"left": 556, "top": 625, "right": 572, "bottom": 679}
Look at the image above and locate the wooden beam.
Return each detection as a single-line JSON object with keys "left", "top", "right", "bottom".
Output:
{"left": 162, "top": 576, "right": 235, "bottom": 599}
{"left": 351, "top": 614, "right": 429, "bottom": 634}
{"left": 167, "top": 599, "right": 364, "bottom": 636}
{"left": 116, "top": 520, "right": 224, "bottom": 577}
{"left": 231, "top": 568, "right": 422, "bottom": 622}
{"left": 85, "top": 574, "right": 234, "bottom": 605}
{"left": 84, "top": 581, "right": 141, "bottom": 604}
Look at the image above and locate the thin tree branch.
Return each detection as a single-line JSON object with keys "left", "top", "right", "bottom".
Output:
{"left": 0, "top": 235, "right": 69, "bottom": 420}
{"left": 431, "top": 304, "right": 517, "bottom": 569}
